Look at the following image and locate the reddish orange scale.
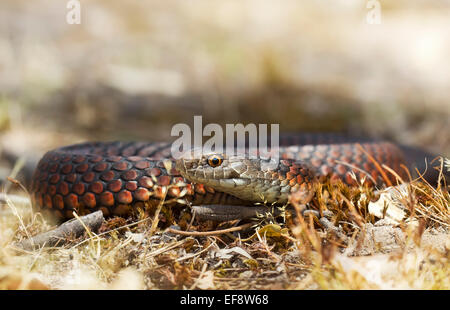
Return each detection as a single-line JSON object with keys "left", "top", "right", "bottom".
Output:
{"left": 343, "top": 148, "right": 353, "bottom": 158}
{"left": 336, "top": 164, "right": 347, "bottom": 176}
{"left": 153, "top": 186, "right": 165, "bottom": 198}
{"left": 289, "top": 178, "right": 297, "bottom": 187}
{"left": 48, "top": 185, "right": 57, "bottom": 196}
{"left": 100, "top": 207, "right": 110, "bottom": 217}
{"left": 39, "top": 172, "right": 48, "bottom": 181}
{"left": 44, "top": 194, "right": 53, "bottom": 208}
{"left": 61, "top": 156, "right": 72, "bottom": 162}
{"left": 112, "top": 162, "right": 129, "bottom": 171}
{"left": 53, "top": 195, "right": 64, "bottom": 210}
{"left": 39, "top": 162, "right": 49, "bottom": 171}
{"left": 354, "top": 155, "right": 363, "bottom": 164}
{"left": 100, "top": 192, "right": 115, "bottom": 207}
{"left": 65, "top": 173, "right": 77, "bottom": 183}
{"left": 138, "top": 176, "right": 153, "bottom": 188}
{"left": 113, "top": 204, "right": 131, "bottom": 216}
{"left": 93, "top": 162, "right": 108, "bottom": 172}
{"left": 128, "top": 156, "right": 143, "bottom": 162}
{"left": 49, "top": 164, "right": 59, "bottom": 173}
{"left": 157, "top": 175, "right": 171, "bottom": 186}
{"left": 83, "top": 192, "right": 97, "bottom": 208}
{"left": 168, "top": 187, "right": 181, "bottom": 197}
{"left": 311, "top": 158, "right": 322, "bottom": 168}
{"left": 73, "top": 155, "right": 86, "bottom": 163}
{"left": 134, "top": 188, "right": 150, "bottom": 201}
{"left": 39, "top": 182, "right": 48, "bottom": 194}
{"left": 89, "top": 181, "right": 104, "bottom": 194}
{"left": 300, "top": 168, "right": 309, "bottom": 176}
{"left": 135, "top": 161, "right": 150, "bottom": 170}
{"left": 327, "top": 157, "right": 336, "bottom": 166}
{"left": 173, "top": 177, "right": 185, "bottom": 184}
{"left": 123, "top": 170, "right": 138, "bottom": 181}
{"left": 73, "top": 183, "right": 85, "bottom": 196}
{"left": 147, "top": 168, "right": 161, "bottom": 177}
{"left": 185, "top": 184, "right": 194, "bottom": 195}
{"left": 345, "top": 173, "right": 356, "bottom": 186}
{"left": 108, "top": 179, "right": 122, "bottom": 192}
{"left": 314, "top": 151, "right": 326, "bottom": 160}
{"left": 330, "top": 147, "right": 341, "bottom": 158}
{"left": 64, "top": 210, "right": 74, "bottom": 219}
{"left": 340, "top": 157, "right": 351, "bottom": 164}
{"left": 107, "top": 156, "right": 123, "bottom": 163}
{"left": 100, "top": 171, "right": 115, "bottom": 182}
{"left": 117, "top": 190, "right": 133, "bottom": 204}
{"left": 125, "top": 181, "right": 137, "bottom": 191}
{"left": 195, "top": 184, "right": 206, "bottom": 195}
{"left": 89, "top": 156, "right": 103, "bottom": 163}
{"left": 82, "top": 172, "right": 95, "bottom": 183}
{"left": 169, "top": 168, "right": 179, "bottom": 176}
{"left": 37, "top": 194, "right": 43, "bottom": 208}
{"left": 65, "top": 193, "right": 79, "bottom": 208}
{"left": 61, "top": 164, "right": 73, "bottom": 174}
{"left": 286, "top": 172, "right": 295, "bottom": 180}
{"left": 76, "top": 163, "right": 89, "bottom": 173}
{"left": 49, "top": 174, "right": 60, "bottom": 184}
{"left": 320, "top": 165, "right": 333, "bottom": 175}
{"left": 57, "top": 182, "right": 69, "bottom": 196}
{"left": 371, "top": 170, "right": 379, "bottom": 182}
{"left": 289, "top": 166, "right": 298, "bottom": 174}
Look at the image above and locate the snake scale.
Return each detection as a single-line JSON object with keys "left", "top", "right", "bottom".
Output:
{"left": 31, "top": 134, "right": 442, "bottom": 221}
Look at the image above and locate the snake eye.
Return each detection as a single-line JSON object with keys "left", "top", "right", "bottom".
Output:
{"left": 207, "top": 155, "right": 223, "bottom": 167}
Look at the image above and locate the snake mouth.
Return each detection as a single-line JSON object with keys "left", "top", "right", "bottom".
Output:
{"left": 178, "top": 173, "right": 252, "bottom": 191}
{"left": 217, "top": 178, "right": 251, "bottom": 188}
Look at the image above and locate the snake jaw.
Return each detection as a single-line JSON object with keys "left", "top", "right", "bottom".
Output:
{"left": 218, "top": 178, "right": 251, "bottom": 188}
{"left": 175, "top": 152, "right": 289, "bottom": 203}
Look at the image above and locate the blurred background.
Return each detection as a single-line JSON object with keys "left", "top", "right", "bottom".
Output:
{"left": 0, "top": 0, "right": 449, "bottom": 182}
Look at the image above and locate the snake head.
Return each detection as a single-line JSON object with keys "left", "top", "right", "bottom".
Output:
{"left": 175, "top": 150, "right": 314, "bottom": 204}
{"left": 175, "top": 150, "right": 253, "bottom": 186}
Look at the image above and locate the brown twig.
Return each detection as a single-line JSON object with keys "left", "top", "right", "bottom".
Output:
{"left": 13, "top": 211, "right": 104, "bottom": 251}
{"left": 167, "top": 223, "right": 253, "bottom": 236}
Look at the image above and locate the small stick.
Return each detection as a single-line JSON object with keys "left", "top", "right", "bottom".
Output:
{"left": 167, "top": 223, "right": 253, "bottom": 237}
{"left": 192, "top": 205, "right": 279, "bottom": 221}
{"left": 14, "top": 211, "right": 104, "bottom": 251}
{"left": 0, "top": 193, "right": 31, "bottom": 205}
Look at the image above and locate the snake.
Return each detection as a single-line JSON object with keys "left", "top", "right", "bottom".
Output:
{"left": 31, "top": 134, "right": 443, "bottom": 221}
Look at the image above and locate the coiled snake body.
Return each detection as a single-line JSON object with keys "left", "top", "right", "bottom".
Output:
{"left": 31, "top": 134, "right": 440, "bottom": 220}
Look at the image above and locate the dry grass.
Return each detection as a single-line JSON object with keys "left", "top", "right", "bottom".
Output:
{"left": 0, "top": 160, "right": 448, "bottom": 290}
